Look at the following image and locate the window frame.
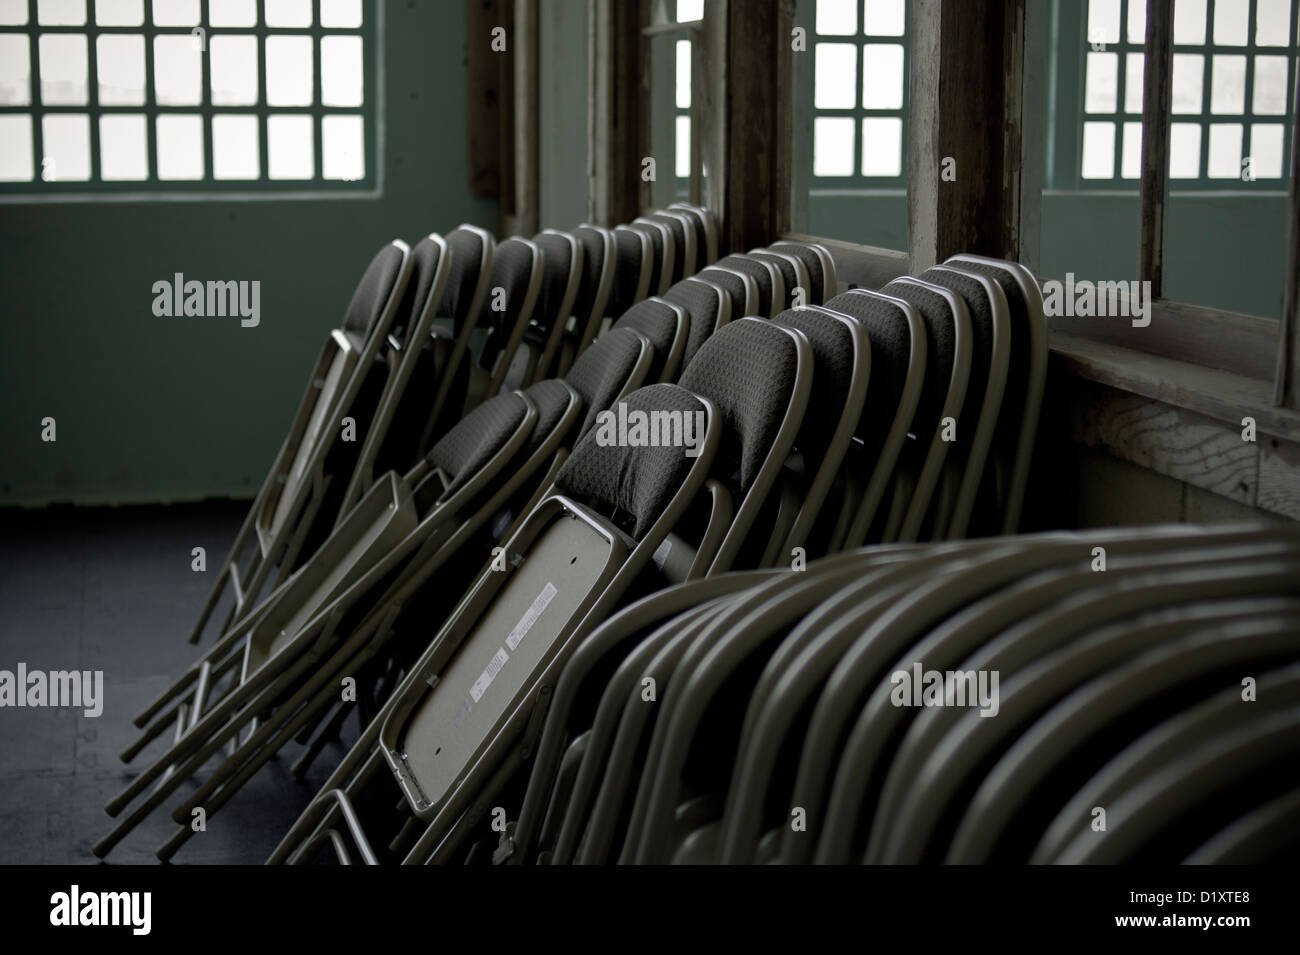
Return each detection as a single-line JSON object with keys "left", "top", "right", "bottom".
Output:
{"left": 0, "top": 0, "right": 381, "bottom": 201}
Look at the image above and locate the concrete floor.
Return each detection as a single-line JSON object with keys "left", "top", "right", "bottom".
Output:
{"left": 0, "top": 501, "right": 351, "bottom": 864}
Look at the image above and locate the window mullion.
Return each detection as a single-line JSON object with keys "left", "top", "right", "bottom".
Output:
{"left": 1139, "top": 0, "right": 1174, "bottom": 295}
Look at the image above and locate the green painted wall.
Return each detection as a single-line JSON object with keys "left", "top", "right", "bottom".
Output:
{"left": 808, "top": 189, "right": 1290, "bottom": 319}
{"left": 1, "top": 2, "right": 495, "bottom": 506}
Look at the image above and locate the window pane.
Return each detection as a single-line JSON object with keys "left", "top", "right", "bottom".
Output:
{"left": 265, "top": 0, "right": 311, "bottom": 28}
{"left": 154, "top": 34, "right": 203, "bottom": 105}
{"left": 321, "top": 0, "right": 362, "bottom": 28}
{"left": 99, "top": 113, "right": 147, "bottom": 179}
{"left": 1255, "top": 0, "right": 1291, "bottom": 46}
{"left": 1173, "top": 0, "right": 1207, "bottom": 44}
{"left": 94, "top": 0, "right": 142, "bottom": 26}
{"left": 1087, "top": 0, "right": 1120, "bottom": 46}
{"left": 210, "top": 34, "right": 257, "bottom": 105}
{"left": 861, "top": 43, "right": 903, "bottom": 109}
{"left": 0, "top": 114, "right": 34, "bottom": 180}
{"left": 97, "top": 34, "right": 145, "bottom": 106}
{"left": 39, "top": 33, "right": 88, "bottom": 105}
{"left": 1120, "top": 120, "right": 1142, "bottom": 178}
{"left": 1080, "top": 120, "right": 1115, "bottom": 178}
{"left": 1209, "top": 55, "right": 1246, "bottom": 114}
{"left": 1253, "top": 55, "right": 1289, "bottom": 114}
{"left": 37, "top": 0, "right": 85, "bottom": 25}
{"left": 1084, "top": 51, "right": 1117, "bottom": 113}
{"left": 1212, "top": 0, "right": 1248, "bottom": 45}
{"left": 321, "top": 34, "right": 362, "bottom": 107}
{"left": 268, "top": 113, "right": 313, "bottom": 178}
{"left": 1206, "top": 122, "right": 1242, "bottom": 177}
{"left": 675, "top": 114, "right": 690, "bottom": 178}
{"left": 862, "top": 0, "right": 904, "bottom": 36}
{"left": 0, "top": 1, "right": 28, "bottom": 25}
{"left": 209, "top": 0, "right": 256, "bottom": 27}
{"left": 213, "top": 113, "right": 259, "bottom": 179}
{"left": 1127, "top": 0, "right": 1146, "bottom": 43}
{"left": 151, "top": 0, "right": 199, "bottom": 26}
{"left": 814, "top": 42, "right": 857, "bottom": 108}
{"left": 675, "top": 0, "right": 702, "bottom": 21}
{"left": 1124, "top": 52, "right": 1143, "bottom": 113}
{"left": 322, "top": 114, "right": 363, "bottom": 180}
{"left": 42, "top": 113, "right": 91, "bottom": 180}
{"left": 1169, "top": 122, "right": 1200, "bottom": 177}
{"left": 860, "top": 116, "right": 901, "bottom": 176}
{"left": 155, "top": 113, "right": 203, "bottom": 179}
{"left": 1171, "top": 53, "right": 1203, "bottom": 114}
{"left": 812, "top": 116, "right": 854, "bottom": 176}
{"left": 675, "top": 39, "right": 690, "bottom": 109}
{"left": 266, "top": 35, "right": 313, "bottom": 106}
{"left": 1248, "top": 124, "right": 1285, "bottom": 178}
{"left": 0, "top": 33, "right": 30, "bottom": 104}
{"left": 816, "top": 0, "right": 856, "bottom": 35}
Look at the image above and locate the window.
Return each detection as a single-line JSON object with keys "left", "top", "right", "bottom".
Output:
{"left": 811, "top": 0, "right": 908, "bottom": 185}
{"left": 0, "top": 0, "right": 376, "bottom": 195}
{"left": 1074, "top": 0, "right": 1297, "bottom": 186}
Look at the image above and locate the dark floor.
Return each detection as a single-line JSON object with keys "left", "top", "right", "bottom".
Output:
{"left": 0, "top": 501, "right": 353, "bottom": 864}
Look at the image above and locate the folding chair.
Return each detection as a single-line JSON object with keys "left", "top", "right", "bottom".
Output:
{"left": 626, "top": 219, "right": 676, "bottom": 296}
{"left": 748, "top": 249, "right": 809, "bottom": 310}
{"left": 97, "top": 385, "right": 562, "bottom": 858}
{"left": 506, "top": 229, "right": 583, "bottom": 388}
{"left": 272, "top": 382, "right": 723, "bottom": 864}
{"left": 611, "top": 297, "right": 690, "bottom": 383}
{"left": 695, "top": 264, "right": 758, "bottom": 319}
{"left": 948, "top": 611, "right": 1300, "bottom": 862}
{"left": 866, "top": 546, "right": 1300, "bottom": 863}
{"left": 757, "top": 306, "right": 871, "bottom": 565}
{"left": 941, "top": 255, "right": 1048, "bottom": 534}
{"left": 607, "top": 225, "right": 654, "bottom": 323}
{"left": 913, "top": 266, "right": 1010, "bottom": 539}
{"left": 713, "top": 254, "right": 783, "bottom": 318}
{"left": 661, "top": 276, "right": 733, "bottom": 371}
{"left": 336, "top": 233, "right": 453, "bottom": 519}
{"left": 471, "top": 236, "right": 544, "bottom": 402}
{"left": 184, "top": 240, "right": 414, "bottom": 647}
{"left": 771, "top": 240, "right": 838, "bottom": 302}
{"left": 668, "top": 201, "right": 719, "bottom": 266}
{"left": 556, "top": 225, "right": 617, "bottom": 376}
{"left": 817, "top": 288, "right": 927, "bottom": 549}
{"left": 641, "top": 210, "right": 696, "bottom": 283}
{"left": 876, "top": 277, "right": 973, "bottom": 542}
{"left": 672, "top": 317, "right": 814, "bottom": 575}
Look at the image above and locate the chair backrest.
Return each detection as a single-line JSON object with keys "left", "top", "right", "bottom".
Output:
{"left": 612, "top": 297, "right": 688, "bottom": 383}
{"left": 425, "top": 391, "right": 533, "bottom": 498}
{"left": 528, "top": 230, "right": 584, "bottom": 380}
{"left": 669, "top": 202, "right": 719, "bottom": 266}
{"left": 772, "top": 240, "right": 838, "bottom": 303}
{"left": 678, "top": 318, "right": 813, "bottom": 572}
{"left": 715, "top": 254, "right": 783, "bottom": 318}
{"left": 570, "top": 225, "right": 617, "bottom": 354}
{"left": 644, "top": 211, "right": 696, "bottom": 281}
{"left": 437, "top": 225, "right": 495, "bottom": 329}
{"left": 627, "top": 219, "right": 674, "bottom": 297}
{"left": 340, "top": 241, "right": 412, "bottom": 345}
{"left": 663, "top": 277, "right": 732, "bottom": 370}
{"left": 556, "top": 382, "right": 714, "bottom": 541}
{"left": 749, "top": 250, "right": 805, "bottom": 310}
{"left": 695, "top": 266, "right": 755, "bottom": 319}
{"left": 564, "top": 326, "right": 654, "bottom": 437}
{"left": 608, "top": 226, "right": 653, "bottom": 317}
{"left": 478, "top": 236, "right": 543, "bottom": 386}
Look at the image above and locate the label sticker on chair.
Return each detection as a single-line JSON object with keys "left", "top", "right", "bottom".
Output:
{"left": 506, "top": 582, "right": 557, "bottom": 652}
{"left": 652, "top": 538, "right": 672, "bottom": 570}
{"left": 470, "top": 647, "right": 510, "bottom": 704}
